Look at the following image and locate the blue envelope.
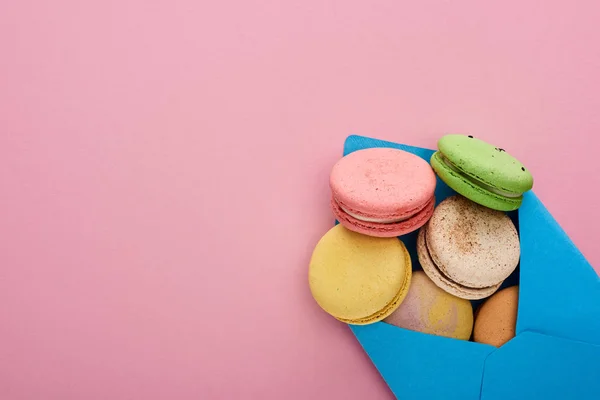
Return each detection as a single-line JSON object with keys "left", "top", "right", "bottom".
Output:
{"left": 339, "top": 135, "right": 600, "bottom": 400}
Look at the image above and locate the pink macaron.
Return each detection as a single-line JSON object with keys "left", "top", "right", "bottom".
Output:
{"left": 330, "top": 147, "right": 436, "bottom": 237}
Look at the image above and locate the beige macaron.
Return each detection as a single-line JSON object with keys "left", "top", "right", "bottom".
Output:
{"left": 418, "top": 195, "right": 520, "bottom": 300}
{"left": 473, "top": 285, "right": 519, "bottom": 347}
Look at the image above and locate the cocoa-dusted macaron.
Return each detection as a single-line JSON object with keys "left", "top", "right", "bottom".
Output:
{"left": 473, "top": 286, "right": 519, "bottom": 347}
{"left": 417, "top": 195, "right": 520, "bottom": 300}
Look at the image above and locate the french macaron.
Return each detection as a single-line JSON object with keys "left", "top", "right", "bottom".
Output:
{"left": 417, "top": 195, "right": 520, "bottom": 300}
{"left": 330, "top": 147, "right": 436, "bottom": 237}
{"left": 473, "top": 286, "right": 519, "bottom": 347}
{"left": 430, "top": 134, "right": 533, "bottom": 211}
{"left": 309, "top": 224, "right": 412, "bottom": 325}
{"left": 384, "top": 271, "right": 474, "bottom": 340}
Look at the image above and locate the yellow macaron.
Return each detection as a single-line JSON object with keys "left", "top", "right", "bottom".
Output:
{"left": 309, "top": 224, "right": 412, "bottom": 325}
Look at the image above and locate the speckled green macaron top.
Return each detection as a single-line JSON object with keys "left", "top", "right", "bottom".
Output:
{"left": 437, "top": 134, "right": 533, "bottom": 194}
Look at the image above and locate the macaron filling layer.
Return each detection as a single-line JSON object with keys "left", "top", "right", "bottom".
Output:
{"left": 338, "top": 204, "right": 413, "bottom": 224}
{"left": 334, "top": 197, "right": 432, "bottom": 225}
{"left": 422, "top": 225, "right": 498, "bottom": 292}
{"left": 439, "top": 154, "right": 522, "bottom": 198}
{"left": 332, "top": 196, "right": 436, "bottom": 238}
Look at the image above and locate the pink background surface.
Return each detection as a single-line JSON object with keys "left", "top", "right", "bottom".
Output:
{"left": 1, "top": 1, "right": 599, "bottom": 399}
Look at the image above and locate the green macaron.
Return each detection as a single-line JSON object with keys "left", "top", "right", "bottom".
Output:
{"left": 431, "top": 134, "right": 533, "bottom": 211}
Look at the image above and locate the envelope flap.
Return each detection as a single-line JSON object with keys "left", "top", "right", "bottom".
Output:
{"left": 481, "top": 331, "right": 600, "bottom": 400}
{"left": 517, "top": 192, "right": 600, "bottom": 344}
{"left": 344, "top": 135, "right": 435, "bottom": 161}
{"left": 343, "top": 135, "right": 600, "bottom": 399}
{"left": 352, "top": 323, "right": 495, "bottom": 400}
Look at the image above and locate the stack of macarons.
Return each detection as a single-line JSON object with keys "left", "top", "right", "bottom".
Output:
{"left": 309, "top": 134, "right": 532, "bottom": 346}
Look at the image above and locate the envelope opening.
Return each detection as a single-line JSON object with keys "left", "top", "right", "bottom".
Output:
{"left": 342, "top": 135, "right": 522, "bottom": 346}
{"left": 378, "top": 203, "right": 521, "bottom": 346}
{"left": 343, "top": 135, "right": 600, "bottom": 400}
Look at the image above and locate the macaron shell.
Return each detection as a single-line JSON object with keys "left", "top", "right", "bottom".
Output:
{"left": 431, "top": 151, "right": 522, "bottom": 211}
{"left": 417, "top": 226, "right": 501, "bottom": 300}
{"left": 354, "top": 278, "right": 412, "bottom": 325}
{"left": 384, "top": 271, "right": 473, "bottom": 340}
{"left": 309, "top": 224, "right": 412, "bottom": 324}
{"left": 330, "top": 147, "right": 437, "bottom": 220}
{"left": 473, "top": 286, "right": 519, "bottom": 347}
{"left": 331, "top": 195, "right": 435, "bottom": 238}
{"left": 437, "top": 134, "right": 533, "bottom": 194}
{"left": 426, "top": 195, "right": 520, "bottom": 289}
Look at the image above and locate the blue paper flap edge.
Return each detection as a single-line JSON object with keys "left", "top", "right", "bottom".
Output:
{"left": 351, "top": 323, "right": 495, "bottom": 400}
{"left": 480, "top": 331, "right": 600, "bottom": 400}
{"left": 342, "top": 135, "right": 600, "bottom": 400}
{"left": 517, "top": 191, "right": 600, "bottom": 344}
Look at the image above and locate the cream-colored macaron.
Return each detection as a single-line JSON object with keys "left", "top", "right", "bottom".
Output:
{"left": 418, "top": 195, "right": 520, "bottom": 300}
